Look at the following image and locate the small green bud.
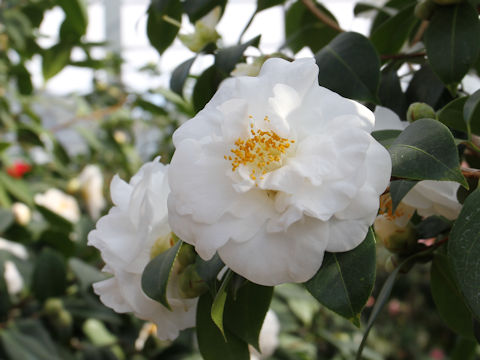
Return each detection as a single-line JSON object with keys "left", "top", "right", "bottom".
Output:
{"left": 178, "top": 264, "right": 208, "bottom": 299}
{"left": 56, "top": 309, "right": 73, "bottom": 328}
{"left": 44, "top": 298, "right": 63, "bottom": 316}
{"left": 406, "top": 102, "right": 436, "bottom": 123}
{"left": 177, "top": 243, "right": 196, "bottom": 267}
{"left": 414, "top": 0, "right": 437, "bottom": 20}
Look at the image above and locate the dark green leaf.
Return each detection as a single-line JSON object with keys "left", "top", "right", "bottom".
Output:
{"left": 353, "top": 3, "right": 389, "bottom": 16}
{"left": 0, "top": 259, "right": 12, "bottom": 320}
{"left": 315, "top": 32, "right": 380, "bottom": 103}
{"left": 424, "top": 3, "right": 480, "bottom": 85}
{"left": 257, "top": 0, "right": 285, "bottom": 12}
{"left": 450, "top": 337, "right": 477, "bottom": 360}
{"left": 141, "top": 240, "right": 182, "bottom": 309}
{"left": 284, "top": 2, "right": 339, "bottom": 54}
{"left": 42, "top": 43, "right": 72, "bottom": 80}
{"left": 215, "top": 35, "right": 261, "bottom": 74}
{"left": 371, "top": 4, "right": 418, "bottom": 55}
{"left": 389, "top": 179, "right": 417, "bottom": 212}
{"left": 416, "top": 216, "right": 451, "bottom": 239}
{"left": 183, "top": 0, "right": 227, "bottom": 23}
{"left": 13, "top": 64, "right": 33, "bottom": 95}
{"left": 192, "top": 65, "right": 225, "bottom": 112}
{"left": 448, "top": 188, "right": 480, "bottom": 320}
{"left": 474, "top": 319, "right": 480, "bottom": 344}
{"left": 211, "top": 270, "right": 233, "bottom": 337}
{"left": 170, "top": 56, "right": 196, "bottom": 96}
{"left": 0, "top": 207, "right": 14, "bottom": 233}
{"left": 196, "top": 293, "right": 250, "bottom": 360}
{"left": 32, "top": 248, "right": 67, "bottom": 301}
{"left": 0, "top": 173, "right": 33, "bottom": 206}
{"left": 437, "top": 96, "right": 468, "bottom": 133}
{"left": 406, "top": 65, "right": 448, "bottom": 108}
{"left": 388, "top": 119, "right": 467, "bottom": 187}
{"left": 431, "top": 252, "right": 474, "bottom": 338}
{"left": 196, "top": 253, "right": 224, "bottom": 293}
{"left": 464, "top": 89, "right": 480, "bottom": 136}
{"left": 379, "top": 67, "right": 407, "bottom": 118}
{"left": 147, "top": 0, "right": 183, "bottom": 55}
{"left": 69, "top": 258, "right": 106, "bottom": 292}
{"left": 305, "top": 228, "right": 376, "bottom": 325}
{"left": 371, "top": 129, "right": 401, "bottom": 149}
{"left": 224, "top": 281, "right": 273, "bottom": 350}
{"left": 58, "top": 0, "right": 88, "bottom": 37}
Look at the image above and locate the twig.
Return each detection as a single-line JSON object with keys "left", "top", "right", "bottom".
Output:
{"left": 461, "top": 167, "right": 480, "bottom": 179}
{"left": 411, "top": 20, "right": 429, "bottom": 46}
{"left": 300, "top": 0, "right": 344, "bottom": 33}
{"left": 380, "top": 52, "right": 426, "bottom": 61}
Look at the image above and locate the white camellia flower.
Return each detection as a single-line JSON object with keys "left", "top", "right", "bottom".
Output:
{"left": 374, "top": 106, "right": 462, "bottom": 221}
{"left": 88, "top": 159, "right": 197, "bottom": 340}
{"left": 34, "top": 188, "right": 80, "bottom": 223}
{"left": 249, "top": 310, "right": 280, "bottom": 360}
{"left": 78, "top": 164, "right": 106, "bottom": 219}
{"left": 0, "top": 238, "right": 28, "bottom": 295}
{"left": 11, "top": 202, "right": 31, "bottom": 225}
{"left": 168, "top": 58, "right": 392, "bottom": 286}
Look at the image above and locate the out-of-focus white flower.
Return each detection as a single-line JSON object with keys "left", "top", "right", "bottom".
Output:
{"left": 168, "top": 58, "right": 391, "bottom": 286}
{"left": 373, "top": 106, "right": 408, "bottom": 131}
{"left": 78, "top": 165, "right": 106, "bottom": 219}
{"left": 4, "top": 260, "right": 23, "bottom": 295}
{"left": 135, "top": 322, "right": 157, "bottom": 351}
{"left": 249, "top": 310, "right": 280, "bottom": 360}
{"left": 34, "top": 188, "right": 80, "bottom": 223}
{"left": 11, "top": 202, "right": 31, "bottom": 226}
{"left": 179, "top": 7, "right": 221, "bottom": 52}
{"left": 88, "top": 159, "right": 197, "bottom": 340}
{"left": 231, "top": 62, "right": 263, "bottom": 77}
{"left": 0, "top": 238, "right": 28, "bottom": 259}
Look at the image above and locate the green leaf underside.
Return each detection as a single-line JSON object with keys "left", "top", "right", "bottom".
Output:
{"left": 211, "top": 270, "right": 233, "bottom": 338}
{"left": 197, "top": 294, "right": 250, "bottom": 360}
{"left": 424, "top": 3, "right": 480, "bottom": 85}
{"left": 448, "top": 188, "right": 480, "bottom": 321}
{"left": 430, "top": 252, "right": 474, "bottom": 338}
{"left": 141, "top": 240, "right": 182, "bottom": 310}
{"left": 315, "top": 32, "right": 380, "bottom": 103}
{"left": 305, "top": 228, "right": 376, "bottom": 324}
{"left": 388, "top": 119, "right": 467, "bottom": 187}
{"left": 389, "top": 179, "right": 417, "bottom": 212}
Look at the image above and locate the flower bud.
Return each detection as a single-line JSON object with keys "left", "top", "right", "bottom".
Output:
{"left": 56, "top": 309, "right": 73, "bottom": 328}
{"left": 407, "top": 102, "right": 436, "bottom": 123}
{"left": 179, "top": 7, "right": 221, "bottom": 52}
{"left": 414, "top": 0, "right": 437, "bottom": 20}
{"left": 11, "top": 202, "right": 31, "bottom": 226}
{"left": 178, "top": 264, "right": 208, "bottom": 299}
{"left": 177, "top": 243, "right": 196, "bottom": 267}
{"left": 374, "top": 216, "right": 417, "bottom": 255}
{"left": 113, "top": 130, "right": 128, "bottom": 144}
{"left": 44, "top": 298, "right": 64, "bottom": 317}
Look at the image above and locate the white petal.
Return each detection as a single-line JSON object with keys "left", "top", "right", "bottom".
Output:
{"left": 373, "top": 106, "right": 408, "bottom": 131}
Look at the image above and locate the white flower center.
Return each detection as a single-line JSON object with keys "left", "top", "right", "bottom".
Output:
{"left": 225, "top": 115, "right": 295, "bottom": 183}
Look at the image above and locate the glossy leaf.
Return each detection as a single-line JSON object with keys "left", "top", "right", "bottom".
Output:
{"left": 406, "top": 65, "right": 448, "bottom": 108}
{"left": 197, "top": 293, "right": 250, "bottom": 360}
{"left": 147, "top": 0, "right": 183, "bottom": 55}
{"left": 379, "top": 67, "right": 407, "bottom": 118}
{"left": 448, "top": 188, "right": 480, "bottom": 320}
{"left": 170, "top": 56, "right": 196, "bottom": 96}
{"left": 437, "top": 96, "right": 468, "bottom": 133}
{"left": 183, "top": 0, "right": 227, "bottom": 23}
{"left": 196, "top": 253, "right": 225, "bottom": 294}
{"left": 304, "top": 228, "right": 376, "bottom": 325}
{"left": 388, "top": 119, "right": 467, "bottom": 187}
{"left": 211, "top": 270, "right": 233, "bottom": 337}
{"left": 192, "top": 65, "right": 225, "bottom": 112}
{"left": 389, "top": 179, "right": 417, "bottom": 212}
{"left": 431, "top": 252, "right": 474, "bottom": 338}
{"left": 424, "top": 3, "right": 480, "bottom": 85}
{"left": 315, "top": 32, "right": 380, "bottom": 103}
{"left": 416, "top": 216, "right": 452, "bottom": 239}
{"left": 215, "top": 35, "right": 261, "bottom": 75}
{"left": 32, "top": 248, "right": 67, "bottom": 301}
{"left": 224, "top": 281, "right": 273, "bottom": 350}
{"left": 464, "top": 89, "right": 480, "bottom": 136}
{"left": 371, "top": 4, "right": 418, "bottom": 55}
{"left": 371, "top": 129, "right": 401, "bottom": 149}
{"left": 141, "top": 240, "right": 182, "bottom": 309}
{"left": 257, "top": 0, "right": 285, "bottom": 12}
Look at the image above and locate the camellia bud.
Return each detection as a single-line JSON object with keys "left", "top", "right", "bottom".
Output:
{"left": 44, "top": 298, "right": 64, "bottom": 317}
{"left": 178, "top": 264, "right": 208, "bottom": 299}
{"left": 374, "top": 216, "right": 417, "bottom": 255}
{"left": 11, "top": 202, "right": 31, "bottom": 226}
{"left": 177, "top": 243, "right": 196, "bottom": 267}
{"left": 414, "top": 0, "right": 437, "bottom": 20}
{"left": 406, "top": 102, "right": 436, "bottom": 123}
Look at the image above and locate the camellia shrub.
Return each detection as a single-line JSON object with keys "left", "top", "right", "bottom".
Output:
{"left": 1, "top": 0, "right": 480, "bottom": 359}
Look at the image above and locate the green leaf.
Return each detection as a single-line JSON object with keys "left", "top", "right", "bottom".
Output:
{"left": 464, "top": 89, "right": 480, "bottom": 136}
{"left": 257, "top": 0, "right": 285, "bottom": 12}
{"left": 36, "top": 205, "right": 74, "bottom": 233}
{"left": 196, "top": 253, "right": 224, "bottom": 293}
{"left": 196, "top": 293, "right": 250, "bottom": 360}
{"left": 42, "top": 43, "right": 72, "bottom": 80}
{"left": 388, "top": 119, "right": 467, "bottom": 187}
{"left": 448, "top": 187, "right": 480, "bottom": 320}
{"left": 211, "top": 270, "right": 233, "bottom": 337}
{"left": 147, "top": 0, "right": 183, "bottom": 55}
{"left": 32, "top": 248, "right": 67, "bottom": 301}
{"left": 69, "top": 258, "right": 106, "bottom": 292}
{"left": 416, "top": 216, "right": 451, "bottom": 239}
{"left": 379, "top": 67, "right": 407, "bottom": 118}
{"left": 192, "top": 65, "right": 225, "bottom": 113}
{"left": 183, "top": 0, "right": 227, "bottom": 23}
{"left": 284, "top": 1, "right": 339, "bottom": 54}
{"left": 371, "top": 129, "right": 401, "bottom": 149}
{"left": 315, "top": 32, "right": 380, "bottom": 103}
{"left": 224, "top": 281, "right": 273, "bottom": 350}
{"left": 437, "top": 96, "right": 469, "bottom": 133}
{"left": 141, "top": 240, "right": 182, "bottom": 309}
{"left": 353, "top": 3, "right": 389, "bottom": 16}
{"left": 215, "top": 35, "right": 261, "bottom": 75}
{"left": 304, "top": 228, "right": 376, "bottom": 325}
{"left": 0, "top": 328, "right": 59, "bottom": 360}
{"left": 450, "top": 337, "right": 477, "bottom": 360}
{"left": 58, "top": 0, "right": 88, "bottom": 37}
{"left": 371, "top": 4, "right": 418, "bottom": 55}
{"left": 389, "top": 179, "right": 417, "bottom": 212}
{"left": 0, "top": 259, "right": 12, "bottom": 320}
{"left": 424, "top": 3, "right": 480, "bottom": 85}
{"left": 13, "top": 63, "right": 33, "bottom": 95}
{"left": 406, "top": 65, "right": 448, "bottom": 108}
{"left": 170, "top": 56, "right": 196, "bottom": 96}
{"left": 431, "top": 252, "right": 474, "bottom": 338}
{"left": 0, "top": 207, "right": 14, "bottom": 233}
{"left": 0, "top": 173, "right": 33, "bottom": 206}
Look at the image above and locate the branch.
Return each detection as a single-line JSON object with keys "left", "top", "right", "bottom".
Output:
{"left": 461, "top": 167, "right": 480, "bottom": 179}
{"left": 300, "top": 0, "right": 344, "bottom": 33}
{"left": 411, "top": 20, "right": 429, "bottom": 46}
{"left": 380, "top": 52, "right": 426, "bottom": 61}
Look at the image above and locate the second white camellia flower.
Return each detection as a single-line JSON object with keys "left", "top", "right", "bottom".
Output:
{"left": 168, "top": 58, "right": 392, "bottom": 286}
